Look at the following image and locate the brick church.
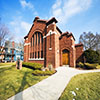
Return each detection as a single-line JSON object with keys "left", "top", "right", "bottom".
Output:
{"left": 24, "top": 17, "right": 83, "bottom": 68}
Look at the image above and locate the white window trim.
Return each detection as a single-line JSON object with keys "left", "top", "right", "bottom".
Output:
{"left": 24, "top": 43, "right": 30, "bottom": 46}
{"left": 43, "top": 30, "right": 57, "bottom": 38}
{"left": 29, "top": 58, "right": 44, "bottom": 60}
{"left": 49, "top": 48, "right": 52, "bottom": 50}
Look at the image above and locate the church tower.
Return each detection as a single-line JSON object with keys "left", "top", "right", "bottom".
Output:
{"left": 45, "top": 18, "right": 61, "bottom": 68}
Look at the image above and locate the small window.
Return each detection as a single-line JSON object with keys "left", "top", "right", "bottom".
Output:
{"left": 33, "top": 52, "right": 34, "bottom": 58}
{"left": 32, "top": 53, "right": 33, "bottom": 58}
{"left": 50, "top": 32, "right": 51, "bottom": 48}
{"left": 35, "top": 52, "right": 36, "bottom": 58}
{"left": 38, "top": 51, "right": 39, "bottom": 58}
{"left": 36, "top": 33, "right": 37, "bottom": 45}
{"left": 33, "top": 35, "right": 34, "bottom": 46}
{"left": 30, "top": 53, "right": 31, "bottom": 58}
{"left": 41, "top": 51, "right": 43, "bottom": 58}
{"left": 41, "top": 34, "right": 43, "bottom": 44}
{"left": 38, "top": 33, "right": 40, "bottom": 45}
{"left": 31, "top": 38, "right": 32, "bottom": 47}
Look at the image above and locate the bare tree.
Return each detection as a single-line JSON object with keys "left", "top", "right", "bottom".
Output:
{"left": 79, "top": 32, "right": 100, "bottom": 50}
{"left": 0, "top": 23, "right": 9, "bottom": 46}
{"left": 95, "top": 33, "right": 100, "bottom": 53}
{"left": 19, "top": 38, "right": 24, "bottom": 46}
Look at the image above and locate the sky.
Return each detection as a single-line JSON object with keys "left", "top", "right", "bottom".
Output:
{"left": 0, "top": 0, "right": 100, "bottom": 43}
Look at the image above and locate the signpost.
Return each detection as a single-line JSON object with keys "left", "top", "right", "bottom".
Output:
{"left": 16, "top": 58, "right": 22, "bottom": 69}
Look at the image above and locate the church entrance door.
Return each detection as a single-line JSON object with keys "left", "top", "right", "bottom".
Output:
{"left": 62, "top": 49, "right": 69, "bottom": 65}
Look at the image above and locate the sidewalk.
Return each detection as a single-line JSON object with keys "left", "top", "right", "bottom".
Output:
{"left": 7, "top": 67, "right": 100, "bottom": 100}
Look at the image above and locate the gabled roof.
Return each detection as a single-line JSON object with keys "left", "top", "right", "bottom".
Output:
{"left": 68, "top": 33, "right": 75, "bottom": 40}
{"left": 24, "top": 24, "right": 34, "bottom": 39}
{"left": 75, "top": 43, "right": 83, "bottom": 47}
{"left": 37, "top": 19, "right": 47, "bottom": 23}
{"left": 24, "top": 17, "right": 58, "bottom": 39}
{"left": 33, "top": 16, "right": 47, "bottom": 23}
{"left": 33, "top": 16, "right": 40, "bottom": 22}
{"left": 24, "top": 17, "right": 76, "bottom": 40}
{"left": 24, "top": 35, "right": 28, "bottom": 39}
{"left": 46, "top": 17, "right": 58, "bottom": 26}
{"left": 59, "top": 32, "right": 75, "bottom": 40}
{"left": 56, "top": 26, "right": 62, "bottom": 34}
{"left": 33, "top": 16, "right": 58, "bottom": 25}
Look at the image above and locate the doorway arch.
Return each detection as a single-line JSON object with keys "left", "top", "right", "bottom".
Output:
{"left": 62, "top": 49, "right": 69, "bottom": 65}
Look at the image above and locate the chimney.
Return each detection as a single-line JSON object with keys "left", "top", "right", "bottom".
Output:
{"left": 12, "top": 41, "right": 15, "bottom": 48}
{"left": 33, "top": 16, "right": 40, "bottom": 22}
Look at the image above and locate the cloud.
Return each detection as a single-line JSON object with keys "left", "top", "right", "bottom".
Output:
{"left": 9, "top": 17, "right": 31, "bottom": 42}
{"left": 51, "top": 0, "right": 92, "bottom": 25}
{"left": 19, "top": 0, "right": 38, "bottom": 16}
{"left": 19, "top": 0, "right": 34, "bottom": 9}
{"left": 21, "top": 21, "right": 31, "bottom": 33}
{"left": 33, "top": 11, "right": 38, "bottom": 16}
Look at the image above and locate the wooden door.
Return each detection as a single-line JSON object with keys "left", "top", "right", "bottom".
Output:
{"left": 62, "top": 52, "right": 69, "bottom": 65}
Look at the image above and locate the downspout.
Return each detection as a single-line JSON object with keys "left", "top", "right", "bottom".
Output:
{"left": 44, "top": 25, "right": 47, "bottom": 67}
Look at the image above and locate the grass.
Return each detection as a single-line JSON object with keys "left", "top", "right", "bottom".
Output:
{"left": 0, "top": 66, "right": 48, "bottom": 100}
{"left": 59, "top": 72, "right": 100, "bottom": 100}
{"left": 0, "top": 62, "right": 16, "bottom": 67}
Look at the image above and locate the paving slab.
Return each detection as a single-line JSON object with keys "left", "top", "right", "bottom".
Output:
{"left": 7, "top": 66, "right": 100, "bottom": 100}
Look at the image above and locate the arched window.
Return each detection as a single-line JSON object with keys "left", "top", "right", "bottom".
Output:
{"left": 62, "top": 49, "right": 69, "bottom": 54}
{"left": 41, "top": 34, "right": 43, "bottom": 44}
{"left": 34, "top": 32, "right": 43, "bottom": 45}
{"left": 31, "top": 38, "right": 32, "bottom": 47}
{"left": 33, "top": 35, "right": 34, "bottom": 46}
{"left": 38, "top": 32, "right": 40, "bottom": 45}
{"left": 30, "top": 32, "right": 43, "bottom": 59}
{"left": 36, "top": 33, "right": 37, "bottom": 45}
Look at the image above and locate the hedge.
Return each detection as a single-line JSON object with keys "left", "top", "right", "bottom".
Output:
{"left": 22, "top": 62, "right": 43, "bottom": 70}
{"left": 77, "top": 62, "right": 84, "bottom": 68}
{"left": 96, "top": 65, "right": 100, "bottom": 69}
{"left": 84, "top": 63, "right": 98, "bottom": 69}
{"left": 77, "top": 62, "right": 99, "bottom": 69}
{"left": 32, "top": 70, "right": 56, "bottom": 76}
{"left": 83, "top": 49, "right": 100, "bottom": 64}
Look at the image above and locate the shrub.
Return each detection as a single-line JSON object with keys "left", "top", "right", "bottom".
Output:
{"left": 32, "top": 70, "right": 56, "bottom": 76}
{"left": 22, "top": 62, "right": 43, "bottom": 70}
{"left": 84, "top": 63, "right": 98, "bottom": 69}
{"left": 84, "top": 49, "right": 100, "bottom": 64}
{"left": 77, "top": 62, "right": 84, "bottom": 68}
{"left": 96, "top": 65, "right": 100, "bottom": 69}
{"left": 76, "top": 62, "right": 100, "bottom": 69}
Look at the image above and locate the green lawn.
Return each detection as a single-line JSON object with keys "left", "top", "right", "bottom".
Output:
{"left": 0, "top": 62, "right": 16, "bottom": 67}
{"left": 59, "top": 72, "right": 100, "bottom": 100}
{"left": 0, "top": 66, "right": 48, "bottom": 100}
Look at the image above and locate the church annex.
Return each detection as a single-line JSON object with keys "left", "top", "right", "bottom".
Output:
{"left": 24, "top": 17, "right": 83, "bottom": 68}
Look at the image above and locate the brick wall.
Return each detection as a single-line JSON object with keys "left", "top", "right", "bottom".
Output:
{"left": 46, "top": 23, "right": 60, "bottom": 68}
{"left": 24, "top": 18, "right": 46, "bottom": 65}
{"left": 24, "top": 38, "right": 29, "bottom": 62}
{"left": 27, "top": 60, "right": 44, "bottom": 65}
{"left": 75, "top": 44, "right": 84, "bottom": 63}
{"left": 24, "top": 17, "right": 84, "bottom": 68}
{"left": 59, "top": 33, "right": 76, "bottom": 67}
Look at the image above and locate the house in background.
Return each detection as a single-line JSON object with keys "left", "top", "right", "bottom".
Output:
{"left": 14, "top": 42, "right": 24, "bottom": 61}
{"left": 0, "top": 46, "right": 5, "bottom": 62}
{"left": 4, "top": 41, "right": 15, "bottom": 62}
{"left": 24, "top": 17, "right": 83, "bottom": 68}
{"left": 3, "top": 41, "right": 24, "bottom": 62}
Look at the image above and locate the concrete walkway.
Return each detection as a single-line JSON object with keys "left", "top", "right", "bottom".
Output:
{"left": 8, "top": 66, "right": 100, "bottom": 100}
